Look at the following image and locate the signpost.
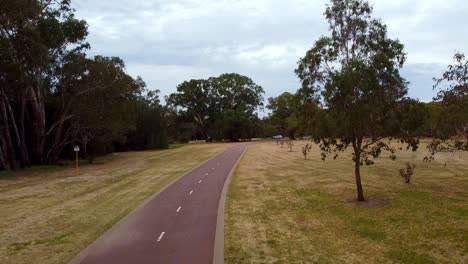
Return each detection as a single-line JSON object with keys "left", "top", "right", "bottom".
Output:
{"left": 74, "top": 145, "right": 80, "bottom": 176}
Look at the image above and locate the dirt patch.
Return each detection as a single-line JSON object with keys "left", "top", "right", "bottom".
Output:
{"left": 347, "top": 197, "right": 390, "bottom": 207}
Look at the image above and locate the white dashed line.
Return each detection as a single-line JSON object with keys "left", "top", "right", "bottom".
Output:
{"left": 176, "top": 206, "right": 182, "bottom": 213}
{"left": 217, "top": 163, "right": 220, "bottom": 166}
{"left": 211, "top": 168, "right": 215, "bottom": 170}
{"left": 206, "top": 173, "right": 209, "bottom": 176}
{"left": 157, "top": 232, "right": 165, "bottom": 242}
{"left": 198, "top": 180, "right": 202, "bottom": 184}
{"left": 189, "top": 190, "right": 193, "bottom": 195}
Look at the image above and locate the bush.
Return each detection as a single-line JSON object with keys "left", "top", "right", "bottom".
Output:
{"left": 302, "top": 144, "right": 312, "bottom": 160}
{"left": 399, "top": 162, "right": 416, "bottom": 183}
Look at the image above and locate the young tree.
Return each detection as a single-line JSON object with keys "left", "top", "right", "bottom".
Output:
{"left": 295, "top": 0, "right": 418, "bottom": 201}
{"left": 287, "top": 140, "right": 294, "bottom": 152}
{"left": 302, "top": 144, "right": 312, "bottom": 160}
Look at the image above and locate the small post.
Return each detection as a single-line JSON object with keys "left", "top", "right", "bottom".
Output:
{"left": 74, "top": 145, "right": 80, "bottom": 176}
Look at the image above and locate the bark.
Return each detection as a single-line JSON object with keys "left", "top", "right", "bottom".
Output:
{"left": 352, "top": 137, "right": 365, "bottom": 202}
{"left": 19, "top": 90, "right": 30, "bottom": 166}
{"left": 0, "top": 143, "right": 5, "bottom": 170}
{"left": 0, "top": 91, "right": 18, "bottom": 169}
{"left": 45, "top": 118, "right": 67, "bottom": 164}
{"left": 5, "top": 90, "right": 29, "bottom": 167}
{"left": 29, "top": 82, "right": 46, "bottom": 164}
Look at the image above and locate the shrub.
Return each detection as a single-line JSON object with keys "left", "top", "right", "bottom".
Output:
{"left": 399, "top": 162, "right": 416, "bottom": 183}
{"left": 302, "top": 144, "right": 312, "bottom": 160}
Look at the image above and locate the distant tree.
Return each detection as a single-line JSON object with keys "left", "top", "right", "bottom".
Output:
{"left": 258, "top": 117, "right": 276, "bottom": 138}
{"left": 296, "top": 0, "right": 418, "bottom": 201}
{"left": 267, "top": 92, "right": 300, "bottom": 138}
{"left": 166, "top": 79, "right": 213, "bottom": 140}
{"left": 126, "top": 90, "right": 169, "bottom": 152}
{"left": 427, "top": 52, "right": 468, "bottom": 156}
{"left": 167, "top": 73, "right": 264, "bottom": 141}
{"left": 394, "top": 98, "right": 428, "bottom": 137}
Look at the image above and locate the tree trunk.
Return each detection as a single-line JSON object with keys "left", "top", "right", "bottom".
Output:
{"left": 46, "top": 118, "right": 66, "bottom": 164}
{"left": 352, "top": 137, "right": 365, "bottom": 202}
{"left": 0, "top": 143, "right": 5, "bottom": 170}
{"left": 5, "top": 91, "right": 29, "bottom": 167}
{"left": 29, "top": 84, "right": 46, "bottom": 164}
{"left": 0, "top": 92, "right": 18, "bottom": 169}
{"left": 19, "top": 92, "right": 30, "bottom": 167}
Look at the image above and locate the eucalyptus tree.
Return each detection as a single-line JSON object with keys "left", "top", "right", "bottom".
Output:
{"left": 167, "top": 73, "right": 264, "bottom": 141}
{"left": 426, "top": 52, "right": 468, "bottom": 157}
{"left": 296, "top": 0, "right": 418, "bottom": 201}
{"left": 0, "top": 0, "right": 88, "bottom": 165}
{"left": 267, "top": 92, "right": 300, "bottom": 139}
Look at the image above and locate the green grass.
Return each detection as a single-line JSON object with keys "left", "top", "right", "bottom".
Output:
{"left": 0, "top": 143, "right": 230, "bottom": 264}
{"left": 225, "top": 141, "right": 468, "bottom": 263}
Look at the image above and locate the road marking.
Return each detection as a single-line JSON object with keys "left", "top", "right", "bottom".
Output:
{"left": 189, "top": 190, "right": 193, "bottom": 195}
{"left": 176, "top": 206, "right": 182, "bottom": 213}
{"left": 212, "top": 168, "right": 215, "bottom": 170}
{"left": 206, "top": 173, "right": 209, "bottom": 176}
{"left": 217, "top": 163, "right": 220, "bottom": 165}
{"left": 157, "top": 232, "right": 165, "bottom": 242}
{"left": 198, "top": 180, "right": 202, "bottom": 184}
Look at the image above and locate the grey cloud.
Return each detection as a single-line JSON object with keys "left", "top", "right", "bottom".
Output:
{"left": 73, "top": 0, "right": 467, "bottom": 108}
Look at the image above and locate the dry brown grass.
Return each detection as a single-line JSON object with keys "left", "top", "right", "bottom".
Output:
{"left": 225, "top": 140, "right": 468, "bottom": 263}
{"left": 0, "top": 143, "right": 230, "bottom": 264}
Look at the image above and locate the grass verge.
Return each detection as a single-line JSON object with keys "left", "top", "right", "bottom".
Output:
{"left": 225, "top": 141, "right": 468, "bottom": 263}
{"left": 0, "top": 143, "right": 230, "bottom": 264}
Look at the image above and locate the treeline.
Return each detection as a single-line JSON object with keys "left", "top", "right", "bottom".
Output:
{"left": 0, "top": 0, "right": 268, "bottom": 171}
{"left": 265, "top": 93, "right": 466, "bottom": 141}
{"left": 0, "top": 1, "right": 171, "bottom": 169}
{"left": 1, "top": 0, "right": 466, "bottom": 173}
{"left": 166, "top": 73, "right": 265, "bottom": 142}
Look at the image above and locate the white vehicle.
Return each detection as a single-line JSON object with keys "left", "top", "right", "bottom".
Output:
{"left": 272, "top": 135, "right": 283, "bottom": 139}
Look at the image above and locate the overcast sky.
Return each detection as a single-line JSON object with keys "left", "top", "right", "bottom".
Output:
{"left": 73, "top": 0, "right": 467, "bottom": 110}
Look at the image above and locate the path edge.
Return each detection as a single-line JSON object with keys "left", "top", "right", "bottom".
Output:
{"left": 69, "top": 145, "right": 233, "bottom": 264}
{"left": 213, "top": 145, "right": 248, "bottom": 264}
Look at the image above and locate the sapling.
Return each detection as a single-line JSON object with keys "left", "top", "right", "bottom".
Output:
{"left": 302, "top": 144, "right": 312, "bottom": 159}
{"left": 399, "top": 162, "right": 416, "bottom": 183}
{"left": 287, "top": 140, "right": 294, "bottom": 152}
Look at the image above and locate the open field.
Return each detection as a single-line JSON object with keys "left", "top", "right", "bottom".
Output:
{"left": 225, "top": 140, "right": 468, "bottom": 263}
{"left": 0, "top": 143, "right": 230, "bottom": 264}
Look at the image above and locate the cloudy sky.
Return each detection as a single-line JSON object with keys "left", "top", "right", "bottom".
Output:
{"left": 73, "top": 0, "right": 467, "bottom": 110}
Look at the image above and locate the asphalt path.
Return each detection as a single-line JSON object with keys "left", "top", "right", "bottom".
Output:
{"left": 70, "top": 144, "right": 247, "bottom": 264}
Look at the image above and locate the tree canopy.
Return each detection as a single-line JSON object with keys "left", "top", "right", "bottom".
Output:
{"left": 0, "top": 0, "right": 169, "bottom": 169}
{"left": 295, "top": 0, "right": 421, "bottom": 201}
{"left": 167, "top": 73, "right": 264, "bottom": 141}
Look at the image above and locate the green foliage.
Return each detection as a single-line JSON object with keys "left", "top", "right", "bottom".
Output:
{"left": 267, "top": 92, "right": 300, "bottom": 138}
{"left": 167, "top": 73, "right": 264, "bottom": 141}
{"left": 295, "top": 0, "right": 419, "bottom": 201}
{"left": 0, "top": 0, "right": 170, "bottom": 169}
{"left": 426, "top": 52, "right": 468, "bottom": 157}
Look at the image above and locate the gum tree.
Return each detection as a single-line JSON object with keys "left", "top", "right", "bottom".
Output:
{"left": 426, "top": 52, "right": 468, "bottom": 158}
{"left": 295, "top": 0, "right": 418, "bottom": 201}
